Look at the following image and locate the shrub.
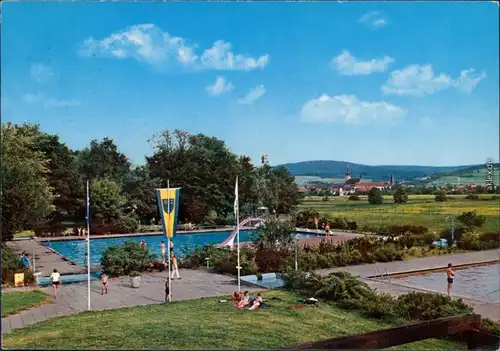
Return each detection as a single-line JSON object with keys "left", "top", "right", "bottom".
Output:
{"left": 348, "top": 195, "right": 360, "bottom": 201}
{"left": 295, "top": 208, "right": 320, "bottom": 228}
{"left": 181, "top": 245, "right": 234, "bottom": 268}
{"left": 395, "top": 292, "right": 472, "bottom": 321}
{"left": 281, "top": 269, "right": 324, "bottom": 295}
{"left": 465, "top": 194, "right": 479, "bottom": 200}
{"left": 254, "top": 248, "right": 289, "bottom": 273}
{"left": 314, "top": 271, "right": 374, "bottom": 301}
{"left": 415, "top": 232, "right": 440, "bottom": 245}
{"left": 393, "top": 188, "right": 409, "bottom": 204}
{"left": 33, "top": 222, "right": 66, "bottom": 237}
{"left": 368, "top": 188, "right": 384, "bottom": 205}
{"left": 435, "top": 191, "right": 447, "bottom": 202}
{"left": 101, "top": 241, "right": 158, "bottom": 276}
{"left": 480, "top": 318, "right": 500, "bottom": 335}
{"left": 114, "top": 216, "right": 139, "bottom": 234}
{"left": 389, "top": 225, "right": 428, "bottom": 236}
{"left": 457, "top": 211, "right": 486, "bottom": 229}
{"left": 1, "top": 266, "right": 36, "bottom": 287}
{"left": 358, "top": 292, "right": 397, "bottom": 319}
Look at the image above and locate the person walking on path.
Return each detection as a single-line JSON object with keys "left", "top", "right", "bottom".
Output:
{"left": 446, "top": 263, "right": 455, "bottom": 297}
{"left": 171, "top": 253, "right": 180, "bottom": 279}
{"left": 50, "top": 268, "right": 61, "bottom": 299}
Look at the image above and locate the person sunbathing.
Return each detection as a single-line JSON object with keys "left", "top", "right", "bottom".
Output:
{"left": 247, "top": 293, "right": 263, "bottom": 310}
{"left": 234, "top": 291, "right": 249, "bottom": 308}
{"left": 231, "top": 291, "right": 241, "bottom": 302}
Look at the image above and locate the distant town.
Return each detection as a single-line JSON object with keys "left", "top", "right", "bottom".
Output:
{"left": 297, "top": 164, "right": 499, "bottom": 196}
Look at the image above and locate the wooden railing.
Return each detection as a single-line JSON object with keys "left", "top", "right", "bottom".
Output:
{"left": 280, "top": 314, "right": 499, "bottom": 350}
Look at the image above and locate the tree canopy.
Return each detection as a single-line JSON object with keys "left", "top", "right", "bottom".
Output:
{"left": 1, "top": 124, "right": 300, "bottom": 239}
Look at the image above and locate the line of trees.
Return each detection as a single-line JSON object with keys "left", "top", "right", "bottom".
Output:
{"left": 1, "top": 124, "right": 300, "bottom": 241}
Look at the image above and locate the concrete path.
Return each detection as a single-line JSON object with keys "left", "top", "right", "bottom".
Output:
{"left": 316, "top": 249, "right": 499, "bottom": 278}
{"left": 1, "top": 268, "right": 260, "bottom": 335}
{"left": 6, "top": 239, "right": 85, "bottom": 277}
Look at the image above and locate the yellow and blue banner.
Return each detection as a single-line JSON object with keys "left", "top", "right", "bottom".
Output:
{"left": 155, "top": 188, "right": 181, "bottom": 238}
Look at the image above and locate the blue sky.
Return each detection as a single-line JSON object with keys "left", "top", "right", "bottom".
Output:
{"left": 2, "top": 2, "right": 499, "bottom": 167}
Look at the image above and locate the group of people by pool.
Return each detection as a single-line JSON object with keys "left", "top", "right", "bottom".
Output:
{"left": 231, "top": 291, "right": 264, "bottom": 310}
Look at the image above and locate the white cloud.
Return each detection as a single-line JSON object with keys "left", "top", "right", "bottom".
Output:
{"left": 80, "top": 24, "right": 269, "bottom": 71}
{"left": 206, "top": 76, "right": 234, "bottom": 96}
{"left": 238, "top": 85, "right": 266, "bottom": 105}
{"left": 331, "top": 50, "right": 394, "bottom": 76}
{"left": 301, "top": 94, "right": 406, "bottom": 124}
{"left": 382, "top": 64, "right": 486, "bottom": 96}
{"left": 44, "top": 99, "right": 81, "bottom": 108}
{"left": 22, "top": 92, "right": 81, "bottom": 108}
{"left": 455, "top": 69, "right": 487, "bottom": 93}
{"left": 358, "top": 11, "right": 388, "bottom": 29}
{"left": 22, "top": 93, "right": 43, "bottom": 104}
{"left": 30, "top": 63, "right": 55, "bottom": 84}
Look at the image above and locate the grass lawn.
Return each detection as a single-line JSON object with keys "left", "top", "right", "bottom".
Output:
{"left": 2, "top": 290, "right": 52, "bottom": 317}
{"left": 299, "top": 195, "right": 500, "bottom": 233}
{"left": 3, "top": 290, "right": 463, "bottom": 350}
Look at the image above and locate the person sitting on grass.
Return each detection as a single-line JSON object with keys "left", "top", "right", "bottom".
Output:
{"left": 247, "top": 293, "right": 263, "bottom": 311}
{"left": 231, "top": 291, "right": 241, "bottom": 302}
{"left": 234, "top": 291, "right": 249, "bottom": 308}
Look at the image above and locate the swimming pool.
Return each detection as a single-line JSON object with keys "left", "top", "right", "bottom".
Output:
{"left": 395, "top": 263, "right": 500, "bottom": 302}
{"left": 44, "top": 231, "right": 319, "bottom": 266}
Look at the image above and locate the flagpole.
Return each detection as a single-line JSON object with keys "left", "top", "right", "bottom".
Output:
{"left": 235, "top": 177, "right": 241, "bottom": 292}
{"left": 167, "top": 180, "right": 172, "bottom": 302}
{"left": 86, "top": 179, "right": 91, "bottom": 311}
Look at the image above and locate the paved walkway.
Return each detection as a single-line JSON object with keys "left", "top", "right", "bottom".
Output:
{"left": 6, "top": 239, "right": 85, "bottom": 277}
{"left": 316, "top": 249, "right": 499, "bottom": 278}
{"left": 1, "top": 268, "right": 260, "bottom": 335}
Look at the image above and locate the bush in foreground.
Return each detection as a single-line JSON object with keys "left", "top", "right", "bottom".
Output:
{"left": 282, "top": 269, "right": 474, "bottom": 323}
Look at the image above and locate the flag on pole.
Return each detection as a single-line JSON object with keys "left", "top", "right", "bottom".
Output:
{"left": 156, "top": 188, "right": 181, "bottom": 238}
{"left": 234, "top": 177, "right": 239, "bottom": 217}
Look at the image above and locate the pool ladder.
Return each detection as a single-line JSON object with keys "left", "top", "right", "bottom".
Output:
{"left": 485, "top": 288, "right": 500, "bottom": 303}
{"left": 376, "top": 267, "right": 391, "bottom": 281}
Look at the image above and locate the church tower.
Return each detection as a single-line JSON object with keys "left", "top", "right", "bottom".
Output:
{"left": 344, "top": 164, "right": 352, "bottom": 182}
{"left": 390, "top": 172, "right": 395, "bottom": 186}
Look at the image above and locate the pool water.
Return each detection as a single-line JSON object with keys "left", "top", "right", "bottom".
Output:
{"left": 44, "top": 231, "right": 319, "bottom": 266}
{"left": 395, "top": 264, "right": 500, "bottom": 302}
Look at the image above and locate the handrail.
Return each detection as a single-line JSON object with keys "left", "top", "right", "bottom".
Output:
{"left": 485, "top": 288, "right": 500, "bottom": 302}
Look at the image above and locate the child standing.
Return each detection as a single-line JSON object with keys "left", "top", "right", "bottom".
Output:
{"left": 50, "top": 268, "right": 61, "bottom": 299}
{"left": 101, "top": 272, "right": 109, "bottom": 295}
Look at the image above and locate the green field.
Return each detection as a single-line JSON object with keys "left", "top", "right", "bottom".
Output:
{"left": 299, "top": 194, "right": 500, "bottom": 233}
{"left": 431, "top": 168, "right": 499, "bottom": 186}
{"left": 2, "top": 291, "right": 51, "bottom": 317}
{"left": 2, "top": 290, "right": 462, "bottom": 350}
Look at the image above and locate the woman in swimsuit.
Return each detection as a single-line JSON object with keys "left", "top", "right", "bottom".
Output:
{"left": 247, "top": 293, "right": 263, "bottom": 310}
{"left": 234, "top": 291, "right": 250, "bottom": 308}
{"left": 50, "top": 268, "right": 61, "bottom": 299}
{"left": 446, "top": 263, "right": 455, "bottom": 297}
{"left": 101, "top": 273, "right": 109, "bottom": 295}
